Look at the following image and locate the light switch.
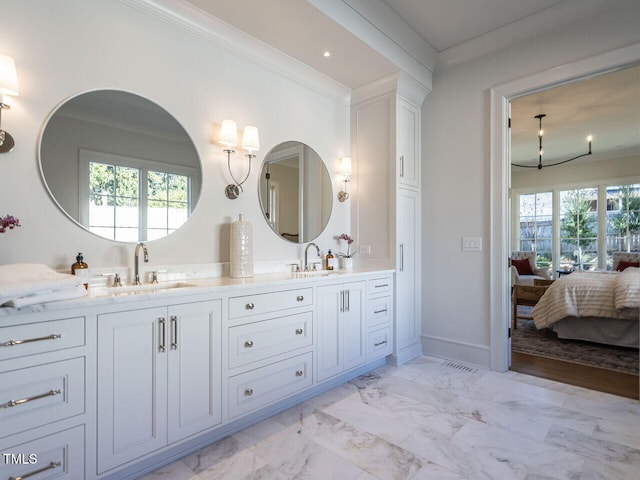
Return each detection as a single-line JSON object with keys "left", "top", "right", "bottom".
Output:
{"left": 462, "top": 237, "right": 482, "bottom": 252}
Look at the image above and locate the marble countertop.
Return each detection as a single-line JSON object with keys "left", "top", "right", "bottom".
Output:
{"left": 0, "top": 267, "right": 394, "bottom": 317}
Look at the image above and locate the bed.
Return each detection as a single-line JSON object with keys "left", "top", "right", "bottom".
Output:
{"left": 532, "top": 267, "right": 640, "bottom": 348}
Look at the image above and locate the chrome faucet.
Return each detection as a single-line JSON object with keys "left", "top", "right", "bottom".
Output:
{"left": 304, "top": 242, "right": 320, "bottom": 271}
{"left": 134, "top": 242, "right": 149, "bottom": 285}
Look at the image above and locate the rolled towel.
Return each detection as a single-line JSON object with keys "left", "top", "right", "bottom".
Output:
{"left": 0, "top": 264, "right": 85, "bottom": 303}
{"left": 4, "top": 284, "right": 88, "bottom": 309}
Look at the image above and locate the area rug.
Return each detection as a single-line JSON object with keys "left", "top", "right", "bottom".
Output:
{"left": 511, "top": 308, "right": 639, "bottom": 375}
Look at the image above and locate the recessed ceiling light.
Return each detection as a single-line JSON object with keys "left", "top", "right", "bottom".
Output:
{"left": 323, "top": 51, "right": 331, "bottom": 58}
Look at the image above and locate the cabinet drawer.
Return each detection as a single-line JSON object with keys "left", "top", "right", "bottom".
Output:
{"left": 228, "top": 352, "right": 312, "bottom": 419}
{"left": 368, "top": 276, "right": 392, "bottom": 295}
{"left": 0, "top": 425, "right": 84, "bottom": 480}
{"left": 0, "top": 317, "right": 85, "bottom": 362}
{"left": 368, "top": 326, "right": 392, "bottom": 360}
{"left": 228, "top": 312, "right": 312, "bottom": 369}
{"left": 229, "top": 288, "right": 312, "bottom": 319}
{"left": 0, "top": 357, "right": 85, "bottom": 439}
{"left": 367, "top": 295, "right": 392, "bottom": 328}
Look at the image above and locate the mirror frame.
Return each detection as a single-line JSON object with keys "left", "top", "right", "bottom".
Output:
{"left": 38, "top": 89, "right": 202, "bottom": 243}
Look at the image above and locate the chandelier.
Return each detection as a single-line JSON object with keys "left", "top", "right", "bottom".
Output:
{"left": 512, "top": 114, "right": 592, "bottom": 169}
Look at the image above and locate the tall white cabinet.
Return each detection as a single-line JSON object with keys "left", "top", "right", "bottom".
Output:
{"left": 351, "top": 73, "right": 429, "bottom": 365}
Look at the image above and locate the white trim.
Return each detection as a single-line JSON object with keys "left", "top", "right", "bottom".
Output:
{"left": 420, "top": 334, "right": 491, "bottom": 369}
{"left": 490, "top": 42, "right": 640, "bottom": 373}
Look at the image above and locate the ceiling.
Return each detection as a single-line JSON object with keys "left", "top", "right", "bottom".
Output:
{"left": 176, "top": 1, "right": 639, "bottom": 165}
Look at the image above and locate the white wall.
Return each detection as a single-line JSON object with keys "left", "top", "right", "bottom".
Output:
{"left": 0, "top": 0, "right": 350, "bottom": 271}
{"left": 421, "top": 2, "right": 640, "bottom": 367}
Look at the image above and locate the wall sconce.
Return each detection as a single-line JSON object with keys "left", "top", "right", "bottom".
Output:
{"left": 337, "top": 157, "right": 352, "bottom": 202}
{"left": 219, "top": 120, "right": 260, "bottom": 199}
{"left": 0, "top": 53, "right": 19, "bottom": 154}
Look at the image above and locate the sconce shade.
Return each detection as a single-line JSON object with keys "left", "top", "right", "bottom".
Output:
{"left": 219, "top": 119, "right": 238, "bottom": 147}
{"left": 242, "top": 125, "right": 260, "bottom": 152}
{"left": 340, "top": 157, "right": 352, "bottom": 175}
{"left": 0, "top": 53, "right": 19, "bottom": 97}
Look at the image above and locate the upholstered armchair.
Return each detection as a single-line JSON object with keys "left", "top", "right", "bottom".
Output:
{"left": 612, "top": 252, "right": 640, "bottom": 271}
{"left": 510, "top": 251, "right": 551, "bottom": 286}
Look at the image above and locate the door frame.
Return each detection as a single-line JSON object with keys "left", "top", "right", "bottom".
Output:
{"left": 489, "top": 42, "right": 640, "bottom": 373}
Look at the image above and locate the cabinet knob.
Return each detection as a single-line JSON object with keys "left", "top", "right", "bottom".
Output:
{"left": 246, "top": 303, "right": 255, "bottom": 310}
{"left": 244, "top": 388, "right": 254, "bottom": 396}
{"left": 295, "top": 370, "right": 303, "bottom": 377}
{"left": 295, "top": 328, "right": 303, "bottom": 335}
{"left": 244, "top": 340, "right": 254, "bottom": 348}
{"left": 296, "top": 295, "right": 304, "bottom": 302}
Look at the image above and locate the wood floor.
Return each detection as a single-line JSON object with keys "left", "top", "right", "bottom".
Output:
{"left": 510, "top": 351, "right": 639, "bottom": 400}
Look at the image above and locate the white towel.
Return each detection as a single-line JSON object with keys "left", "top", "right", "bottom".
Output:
{"left": 0, "top": 263, "right": 85, "bottom": 303}
{"left": 4, "top": 284, "right": 88, "bottom": 309}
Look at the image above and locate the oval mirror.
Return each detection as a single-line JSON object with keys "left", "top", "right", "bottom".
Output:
{"left": 39, "top": 90, "right": 202, "bottom": 242}
{"left": 258, "top": 141, "right": 332, "bottom": 243}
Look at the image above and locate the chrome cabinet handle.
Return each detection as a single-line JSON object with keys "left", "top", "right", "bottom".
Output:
{"left": 339, "top": 290, "right": 344, "bottom": 312}
{"left": 345, "top": 289, "right": 350, "bottom": 312}
{"left": 246, "top": 303, "right": 255, "bottom": 310}
{"left": 296, "top": 295, "right": 304, "bottom": 302}
{"left": 159, "top": 318, "right": 166, "bottom": 353}
{"left": 1, "top": 334, "right": 61, "bottom": 347}
{"left": 170, "top": 315, "right": 178, "bottom": 350}
{"left": 374, "top": 340, "right": 388, "bottom": 347}
{"left": 374, "top": 309, "right": 387, "bottom": 314}
{"left": 400, "top": 243, "right": 404, "bottom": 272}
{"left": 244, "top": 340, "right": 254, "bottom": 348}
{"left": 2, "top": 389, "right": 61, "bottom": 409}
{"left": 295, "top": 328, "right": 303, "bottom": 335}
{"left": 400, "top": 155, "right": 404, "bottom": 177}
{"left": 244, "top": 388, "right": 253, "bottom": 396}
{"left": 9, "top": 461, "right": 62, "bottom": 480}
{"left": 295, "top": 370, "right": 303, "bottom": 377}
{"left": 374, "top": 283, "right": 389, "bottom": 289}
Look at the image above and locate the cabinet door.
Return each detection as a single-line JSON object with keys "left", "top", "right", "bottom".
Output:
{"left": 316, "top": 284, "right": 342, "bottom": 382}
{"left": 167, "top": 300, "right": 222, "bottom": 443}
{"left": 97, "top": 307, "right": 168, "bottom": 474}
{"left": 396, "top": 188, "right": 421, "bottom": 353}
{"left": 397, "top": 97, "right": 420, "bottom": 188}
{"left": 342, "top": 281, "right": 366, "bottom": 371}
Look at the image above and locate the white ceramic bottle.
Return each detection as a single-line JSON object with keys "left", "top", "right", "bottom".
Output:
{"left": 230, "top": 214, "right": 253, "bottom": 278}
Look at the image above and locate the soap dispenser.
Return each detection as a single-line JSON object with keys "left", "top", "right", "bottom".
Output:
{"left": 71, "top": 252, "right": 89, "bottom": 288}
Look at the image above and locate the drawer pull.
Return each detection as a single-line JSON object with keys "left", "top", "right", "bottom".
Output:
{"left": 374, "top": 284, "right": 389, "bottom": 288}
{"left": 296, "top": 295, "right": 304, "bottom": 302}
{"left": 374, "top": 309, "right": 388, "bottom": 314}
{"left": 295, "top": 370, "right": 304, "bottom": 377}
{"left": 1, "top": 333, "right": 62, "bottom": 347}
{"left": 9, "top": 461, "right": 62, "bottom": 480}
{"left": 244, "top": 340, "right": 254, "bottom": 348}
{"left": 244, "top": 388, "right": 254, "bottom": 396}
{"left": 295, "top": 328, "right": 303, "bottom": 335}
{"left": 159, "top": 318, "right": 166, "bottom": 353}
{"left": 246, "top": 303, "right": 255, "bottom": 310}
{"left": 2, "top": 389, "right": 62, "bottom": 409}
{"left": 374, "top": 340, "right": 388, "bottom": 347}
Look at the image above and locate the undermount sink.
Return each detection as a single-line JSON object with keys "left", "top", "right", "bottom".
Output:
{"left": 293, "top": 270, "right": 340, "bottom": 278}
{"left": 91, "top": 281, "right": 196, "bottom": 297}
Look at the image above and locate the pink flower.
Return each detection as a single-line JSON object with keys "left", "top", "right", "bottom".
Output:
{"left": 337, "top": 233, "right": 355, "bottom": 257}
{"left": 0, "top": 214, "right": 20, "bottom": 234}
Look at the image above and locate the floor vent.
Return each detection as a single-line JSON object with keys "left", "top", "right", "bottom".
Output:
{"left": 443, "top": 361, "right": 477, "bottom": 373}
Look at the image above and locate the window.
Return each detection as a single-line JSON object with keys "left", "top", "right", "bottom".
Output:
{"left": 606, "top": 183, "right": 640, "bottom": 268}
{"left": 560, "top": 187, "right": 598, "bottom": 270}
{"left": 518, "top": 192, "right": 552, "bottom": 267}
{"left": 82, "top": 150, "right": 193, "bottom": 241}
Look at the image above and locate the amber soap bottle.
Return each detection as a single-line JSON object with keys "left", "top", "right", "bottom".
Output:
{"left": 71, "top": 252, "right": 89, "bottom": 288}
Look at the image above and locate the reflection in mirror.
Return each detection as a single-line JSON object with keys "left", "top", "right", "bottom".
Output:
{"left": 258, "top": 141, "right": 332, "bottom": 243}
{"left": 39, "top": 90, "right": 202, "bottom": 242}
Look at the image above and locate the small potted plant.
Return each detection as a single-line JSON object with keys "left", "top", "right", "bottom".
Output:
{"left": 337, "top": 233, "right": 355, "bottom": 270}
{"left": 0, "top": 214, "right": 20, "bottom": 234}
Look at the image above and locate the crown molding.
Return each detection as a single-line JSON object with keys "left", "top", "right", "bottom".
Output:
{"left": 120, "top": 0, "right": 351, "bottom": 106}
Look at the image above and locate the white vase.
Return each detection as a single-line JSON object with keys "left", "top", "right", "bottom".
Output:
{"left": 230, "top": 214, "right": 253, "bottom": 278}
{"left": 339, "top": 257, "right": 353, "bottom": 270}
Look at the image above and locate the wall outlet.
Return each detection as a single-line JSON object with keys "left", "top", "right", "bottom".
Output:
{"left": 359, "top": 245, "right": 371, "bottom": 254}
{"left": 462, "top": 237, "right": 482, "bottom": 252}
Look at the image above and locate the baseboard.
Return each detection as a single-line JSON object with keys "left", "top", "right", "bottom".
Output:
{"left": 421, "top": 334, "right": 490, "bottom": 369}
{"left": 389, "top": 342, "right": 423, "bottom": 366}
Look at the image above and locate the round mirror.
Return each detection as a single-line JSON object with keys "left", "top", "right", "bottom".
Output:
{"left": 258, "top": 141, "right": 332, "bottom": 243}
{"left": 39, "top": 90, "right": 202, "bottom": 242}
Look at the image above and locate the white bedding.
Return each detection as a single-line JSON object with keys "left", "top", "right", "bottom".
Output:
{"left": 532, "top": 268, "right": 640, "bottom": 330}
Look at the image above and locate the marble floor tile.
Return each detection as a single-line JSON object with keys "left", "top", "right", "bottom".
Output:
{"left": 144, "top": 355, "right": 640, "bottom": 480}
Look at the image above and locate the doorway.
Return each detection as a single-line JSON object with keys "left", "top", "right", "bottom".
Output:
{"left": 489, "top": 44, "right": 640, "bottom": 399}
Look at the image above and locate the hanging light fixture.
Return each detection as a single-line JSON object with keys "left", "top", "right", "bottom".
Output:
{"left": 512, "top": 113, "right": 592, "bottom": 169}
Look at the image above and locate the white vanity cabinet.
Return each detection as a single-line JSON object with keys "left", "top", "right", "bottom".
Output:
{"left": 366, "top": 276, "right": 393, "bottom": 360}
{"left": 96, "top": 298, "right": 222, "bottom": 474}
{"left": 316, "top": 280, "right": 366, "bottom": 382}
{"left": 396, "top": 97, "right": 421, "bottom": 188}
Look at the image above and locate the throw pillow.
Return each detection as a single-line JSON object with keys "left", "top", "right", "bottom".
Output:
{"left": 512, "top": 258, "right": 534, "bottom": 275}
{"left": 616, "top": 261, "right": 639, "bottom": 272}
